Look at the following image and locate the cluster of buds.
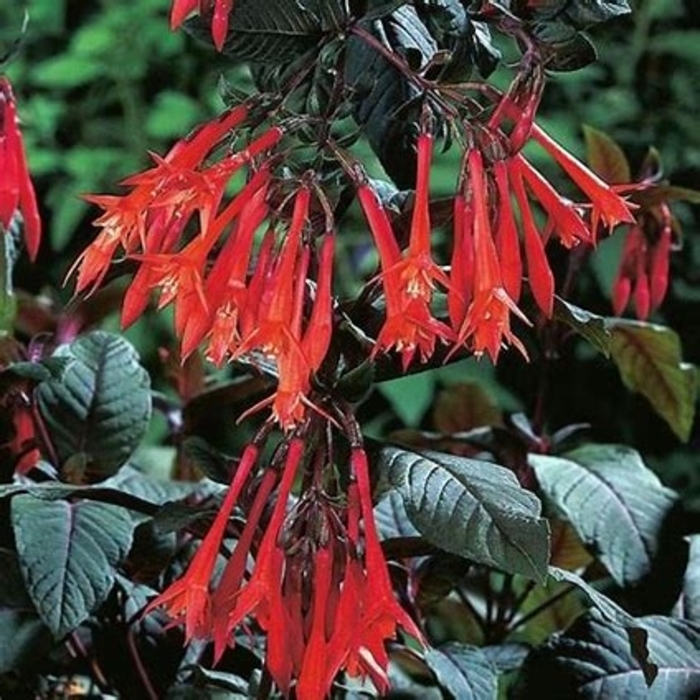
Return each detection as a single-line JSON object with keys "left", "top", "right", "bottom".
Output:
{"left": 147, "top": 416, "right": 421, "bottom": 699}
{"left": 612, "top": 206, "right": 672, "bottom": 320}
{"left": 609, "top": 156, "right": 679, "bottom": 320}
{"left": 70, "top": 105, "right": 337, "bottom": 430}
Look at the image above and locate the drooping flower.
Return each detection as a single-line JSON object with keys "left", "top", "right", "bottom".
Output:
{"left": 452, "top": 148, "right": 528, "bottom": 362}
{"left": 0, "top": 77, "right": 41, "bottom": 260}
{"left": 227, "top": 188, "right": 335, "bottom": 430}
{"left": 70, "top": 106, "right": 271, "bottom": 295}
{"left": 531, "top": 125, "right": 636, "bottom": 237}
{"left": 341, "top": 449, "right": 424, "bottom": 687}
{"left": 357, "top": 136, "right": 453, "bottom": 368}
{"left": 145, "top": 443, "right": 260, "bottom": 640}
{"left": 507, "top": 156, "right": 555, "bottom": 317}
{"left": 604, "top": 145, "right": 689, "bottom": 320}
{"left": 148, "top": 425, "right": 421, "bottom": 700}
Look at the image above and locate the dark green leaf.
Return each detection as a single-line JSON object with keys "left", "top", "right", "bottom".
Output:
{"left": 548, "top": 567, "right": 638, "bottom": 627}
{"left": 607, "top": 320, "right": 697, "bottom": 442}
{"left": 679, "top": 535, "right": 700, "bottom": 622}
{"left": 515, "top": 611, "right": 700, "bottom": 699}
{"left": 5, "top": 357, "right": 74, "bottom": 383}
{"left": 375, "top": 490, "right": 420, "bottom": 540}
{"left": 190, "top": 0, "right": 327, "bottom": 62}
{"left": 553, "top": 298, "right": 611, "bottom": 356}
{"left": 416, "top": 0, "right": 500, "bottom": 80}
{"left": 480, "top": 643, "right": 530, "bottom": 672}
{"left": 424, "top": 643, "right": 498, "bottom": 699}
{"left": 583, "top": 125, "right": 631, "bottom": 183}
{"left": 345, "top": 5, "right": 437, "bottom": 187}
{"left": 105, "top": 463, "right": 222, "bottom": 506}
{"left": 533, "top": 21, "right": 598, "bottom": 71}
{"left": 378, "top": 445, "right": 550, "bottom": 581}
{"left": 37, "top": 331, "right": 152, "bottom": 481}
{"left": 531, "top": 446, "right": 678, "bottom": 587}
{"left": 0, "top": 549, "right": 52, "bottom": 672}
{"left": 11, "top": 495, "right": 134, "bottom": 637}
{"left": 563, "top": 0, "right": 632, "bottom": 28}
{"left": 548, "top": 566, "right": 656, "bottom": 677}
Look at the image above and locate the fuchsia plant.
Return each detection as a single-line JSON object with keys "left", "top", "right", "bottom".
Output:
{"left": 1, "top": 2, "right": 699, "bottom": 699}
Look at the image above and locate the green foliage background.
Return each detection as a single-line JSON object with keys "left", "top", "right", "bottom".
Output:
{"left": 4, "top": 0, "right": 700, "bottom": 495}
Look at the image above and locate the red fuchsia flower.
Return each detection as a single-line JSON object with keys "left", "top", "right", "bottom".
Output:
{"left": 448, "top": 191, "right": 475, "bottom": 331}
{"left": 149, "top": 427, "right": 421, "bottom": 700}
{"left": 73, "top": 107, "right": 335, "bottom": 430}
{"left": 510, "top": 153, "right": 593, "bottom": 249}
{"left": 69, "top": 105, "right": 266, "bottom": 295}
{"left": 0, "top": 77, "right": 41, "bottom": 261}
{"left": 357, "top": 136, "right": 453, "bottom": 368}
{"left": 612, "top": 203, "right": 673, "bottom": 320}
{"left": 507, "top": 156, "right": 556, "bottom": 317}
{"left": 452, "top": 148, "right": 528, "bottom": 362}
{"left": 170, "top": 0, "right": 234, "bottom": 51}
{"left": 492, "top": 159, "right": 523, "bottom": 302}
{"left": 340, "top": 449, "right": 423, "bottom": 686}
{"left": 145, "top": 443, "right": 260, "bottom": 639}
{"left": 531, "top": 125, "right": 636, "bottom": 237}
{"left": 223, "top": 187, "right": 335, "bottom": 430}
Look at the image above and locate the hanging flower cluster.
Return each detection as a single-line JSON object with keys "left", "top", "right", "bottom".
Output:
{"left": 70, "top": 4, "right": 644, "bottom": 425}
{"left": 66, "top": 2, "right": 667, "bottom": 698}
{"left": 146, "top": 418, "right": 421, "bottom": 700}
{"left": 0, "top": 77, "right": 41, "bottom": 260}
{"left": 354, "top": 102, "right": 635, "bottom": 365}
{"left": 70, "top": 104, "right": 338, "bottom": 430}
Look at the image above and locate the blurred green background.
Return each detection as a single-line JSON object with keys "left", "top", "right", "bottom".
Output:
{"left": 3, "top": 0, "right": 700, "bottom": 495}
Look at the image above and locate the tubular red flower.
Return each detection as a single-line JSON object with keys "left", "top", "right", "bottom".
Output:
{"left": 209, "top": 466, "right": 280, "bottom": 658}
{"left": 448, "top": 193, "right": 474, "bottom": 330}
{"left": 345, "top": 449, "right": 423, "bottom": 687}
{"left": 531, "top": 125, "right": 635, "bottom": 236}
{"left": 357, "top": 162, "right": 453, "bottom": 368}
{"left": 649, "top": 216, "right": 671, "bottom": 310}
{"left": 72, "top": 117, "right": 280, "bottom": 297}
{"left": 492, "top": 159, "right": 523, "bottom": 301}
{"left": 210, "top": 438, "right": 304, "bottom": 656}
{"left": 150, "top": 424, "right": 424, "bottom": 700}
{"left": 205, "top": 175, "right": 271, "bottom": 363}
{"left": 145, "top": 443, "right": 259, "bottom": 640}
{"left": 512, "top": 153, "right": 592, "bottom": 248}
{"left": 0, "top": 77, "right": 41, "bottom": 261}
{"left": 612, "top": 215, "right": 672, "bottom": 321}
{"left": 229, "top": 188, "right": 319, "bottom": 429}
{"left": 509, "top": 158, "right": 555, "bottom": 317}
{"left": 453, "top": 149, "right": 528, "bottom": 362}
{"left": 301, "top": 234, "right": 334, "bottom": 371}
